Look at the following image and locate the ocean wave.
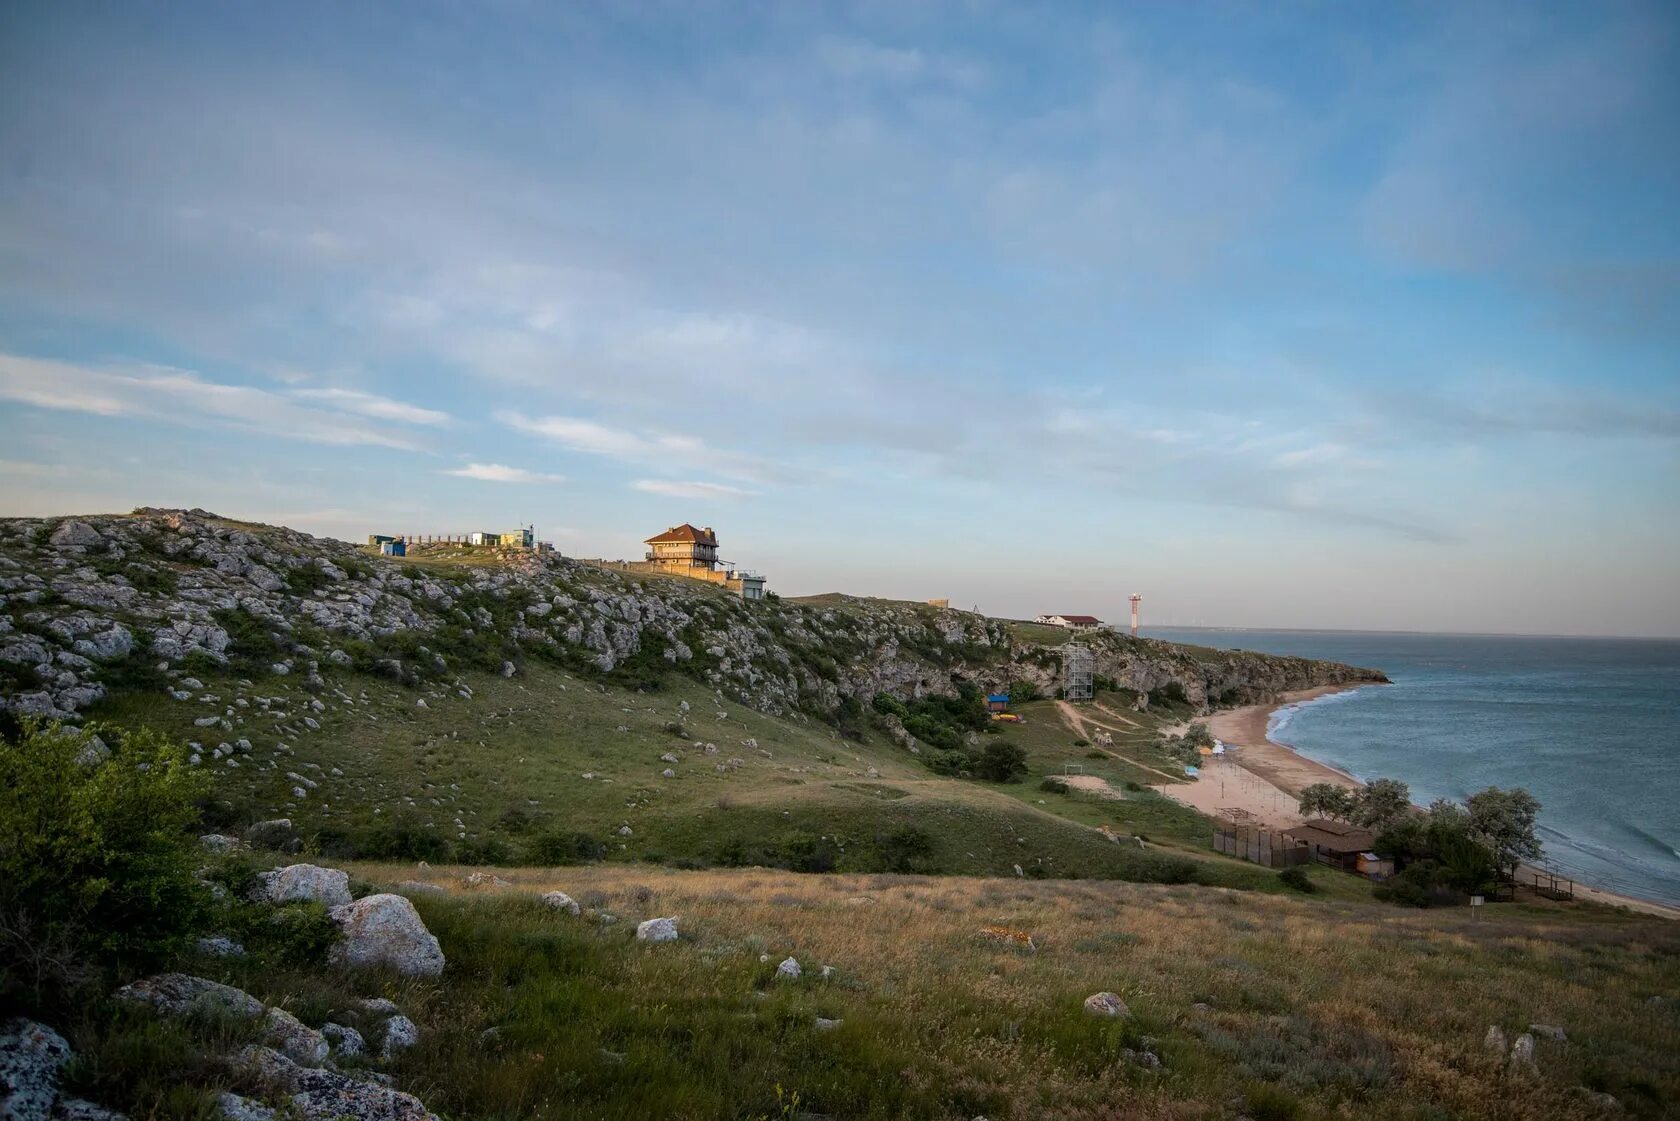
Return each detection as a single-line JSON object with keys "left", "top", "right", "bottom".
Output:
{"left": 1266, "top": 686, "right": 1371, "bottom": 743}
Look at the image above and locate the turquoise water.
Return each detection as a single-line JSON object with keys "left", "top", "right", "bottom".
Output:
{"left": 1145, "top": 629, "right": 1680, "bottom": 906}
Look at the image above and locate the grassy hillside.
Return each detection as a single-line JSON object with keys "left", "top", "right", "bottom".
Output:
{"left": 89, "top": 658, "right": 1279, "bottom": 889}
{"left": 82, "top": 862, "right": 1680, "bottom": 1121}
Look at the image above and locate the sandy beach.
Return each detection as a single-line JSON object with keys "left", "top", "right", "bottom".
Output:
{"left": 1153, "top": 685, "right": 1680, "bottom": 920}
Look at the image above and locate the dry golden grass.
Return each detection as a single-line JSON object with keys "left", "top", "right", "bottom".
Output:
{"left": 349, "top": 862, "right": 1680, "bottom": 1120}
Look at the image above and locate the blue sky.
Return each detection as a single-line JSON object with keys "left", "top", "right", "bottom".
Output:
{"left": 1, "top": 2, "right": 1676, "bottom": 636}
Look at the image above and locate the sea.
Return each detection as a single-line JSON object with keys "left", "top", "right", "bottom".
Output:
{"left": 1144, "top": 628, "right": 1680, "bottom": 907}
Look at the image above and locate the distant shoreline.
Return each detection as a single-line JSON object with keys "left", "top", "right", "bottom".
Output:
{"left": 1158, "top": 684, "right": 1680, "bottom": 920}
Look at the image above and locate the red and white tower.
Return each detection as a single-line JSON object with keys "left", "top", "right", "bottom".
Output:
{"left": 1129, "top": 594, "right": 1142, "bottom": 636}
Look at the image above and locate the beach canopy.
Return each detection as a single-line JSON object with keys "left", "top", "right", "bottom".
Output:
{"left": 1197, "top": 746, "right": 1214, "bottom": 756}
{"left": 1185, "top": 765, "right": 1199, "bottom": 777}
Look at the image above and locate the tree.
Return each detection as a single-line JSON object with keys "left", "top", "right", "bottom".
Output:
{"left": 973, "top": 741, "right": 1028, "bottom": 783}
{"left": 1467, "top": 786, "right": 1542, "bottom": 878}
{"left": 1298, "top": 782, "right": 1355, "bottom": 821}
{"left": 0, "top": 720, "right": 210, "bottom": 1007}
{"left": 1352, "top": 778, "right": 1412, "bottom": 831}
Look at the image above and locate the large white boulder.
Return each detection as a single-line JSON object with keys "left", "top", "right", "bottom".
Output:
{"left": 253, "top": 864, "right": 352, "bottom": 908}
{"left": 775, "top": 957, "right": 802, "bottom": 980}
{"left": 1, "top": 1018, "right": 73, "bottom": 1121}
{"left": 541, "top": 891, "right": 580, "bottom": 916}
{"left": 328, "top": 895, "right": 445, "bottom": 977}
{"left": 1082, "top": 992, "right": 1129, "bottom": 1018}
{"left": 48, "top": 521, "right": 103, "bottom": 549}
{"left": 636, "top": 916, "right": 679, "bottom": 943}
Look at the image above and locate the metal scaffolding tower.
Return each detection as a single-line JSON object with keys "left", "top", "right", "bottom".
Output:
{"left": 1064, "top": 644, "right": 1094, "bottom": 702}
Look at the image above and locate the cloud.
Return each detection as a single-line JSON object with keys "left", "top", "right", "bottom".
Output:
{"left": 1273, "top": 442, "right": 1349, "bottom": 467}
{"left": 291, "top": 387, "right": 451, "bottom": 426}
{"left": 630, "top": 479, "right": 755, "bottom": 500}
{"left": 497, "top": 410, "right": 783, "bottom": 484}
{"left": 0, "top": 353, "right": 431, "bottom": 450}
{"left": 441, "top": 462, "right": 564, "bottom": 484}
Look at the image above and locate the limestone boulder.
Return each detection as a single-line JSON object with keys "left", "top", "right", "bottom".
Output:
{"left": 1083, "top": 992, "right": 1129, "bottom": 1018}
{"left": 114, "top": 974, "right": 264, "bottom": 1020}
{"left": 252, "top": 864, "right": 352, "bottom": 908}
{"left": 262, "top": 1008, "right": 328, "bottom": 1066}
{"left": 775, "top": 957, "right": 802, "bottom": 980}
{"left": 541, "top": 891, "right": 580, "bottom": 916}
{"left": 214, "top": 1092, "right": 277, "bottom": 1121}
{"left": 50, "top": 1101, "right": 128, "bottom": 1121}
{"left": 380, "top": 1016, "right": 420, "bottom": 1060}
{"left": 1, "top": 1018, "right": 73, "bottom": 1121}
{"left": 48, "top": 521, "right": 103, "bottom": 549}
{"left": 228, "top": 1046, "right": 440, "bottom": 1121}
{"left": 636, "top": 916, "right": 679, "bottom": 943}
{"left": 328, "top": 895, "right": 446, "bottom": 977}
{"left": 320, "top": 1023, "right": 366, "bottom": 1059}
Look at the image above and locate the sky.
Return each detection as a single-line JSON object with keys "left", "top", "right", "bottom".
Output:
{"left": 1, "top": 2, "right": 1677, "bottom": 637}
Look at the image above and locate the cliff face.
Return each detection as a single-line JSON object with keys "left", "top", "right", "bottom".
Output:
{"left": 0, "top": 509, "right": 1383, "bottom": 723}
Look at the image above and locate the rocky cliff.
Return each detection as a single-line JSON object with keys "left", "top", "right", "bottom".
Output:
{"left": 0, "top": 509, "right": 1384, "bottom": 724}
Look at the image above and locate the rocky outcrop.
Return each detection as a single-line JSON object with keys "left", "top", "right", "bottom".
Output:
{"left": 328, "top": 895, "right": 445, "bottom": 977}
{"left": 636, "top": 916, "right": 679, "bottom": 943}
{"left": 1, "top": 1019, "right": 73, "bottom": 1121}
{"left": 115, "top": 974, "right": 264, "bottom": 1019}
{"left": 252, "top": 864, "right": 352, "bottom": 908}
{"left": 230, "top": 1045, "right": 440, "bottom": 1121}
{"left": 0, "top": 509, "right": 1381, "bottom": 726}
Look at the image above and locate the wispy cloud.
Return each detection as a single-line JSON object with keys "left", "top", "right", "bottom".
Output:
{"left": 630, "top": 479, "right": 755, "bottom": 500}
{"left": 497, "top": 410, "right": 782, "bottom": 484}
{"left": 442, "top": 462, "right": 564, "bottom": 484}
{"left": 0, "top": 353, "right": 431, "bottom": 450}
{"left": 291, "top": 387, "right": 451, "bottom": 426}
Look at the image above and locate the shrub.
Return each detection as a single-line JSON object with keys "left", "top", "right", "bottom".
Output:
{"left": 872, "top": 826, "right": 936, "bottom": 873}
{"left": 1039, "top": 776, "right": 1069, "bottom": 794}
{"left": 525, "top": 830, "right": 608, "bottom": 865}
{"left": 0, "top": 720, "right": 210, "bottom": 1007}
{"left": 973, "top": 741, "right": 1027, "bottom": 783}
{"left": 1277, "top": 866, "right": 1315, "bottom": 893}
{"left": 926, "top": 749, "right": 970, "bottom": 777}
{"left": 1244, "top": 1084, "right": 1301, "bottom": 1121}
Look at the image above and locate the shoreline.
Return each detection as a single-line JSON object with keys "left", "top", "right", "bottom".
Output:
{"left": 1154, "top": 684, "right": 1680, "bottom": 921}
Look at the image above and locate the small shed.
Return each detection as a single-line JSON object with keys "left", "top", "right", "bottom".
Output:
{"left": 379, "top": 540, "right": 406, "bottom": 557}
{"left": 985, "top": 693, "right": 1010, "bottom": 713}
{"left": 1356, "top": 852, "right": 1394, "bottom": 880}
{"left": 1284, "top": 819, "right": 1378, "bottom": 873}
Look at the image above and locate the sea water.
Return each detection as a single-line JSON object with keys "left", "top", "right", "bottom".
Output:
{"left": 1144, "top": 628, "right": 1680, "bottom": 906}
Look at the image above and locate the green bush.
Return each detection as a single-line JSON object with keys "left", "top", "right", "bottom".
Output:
{"left": 525, "top": 830, "right": 609, "bottom": 865}
{"left": 973, "top": 741, "right": 1027, "bottom": 783}
{"left": 1039, "top": 776, "right": 1069, "bottom": 794}
{"left": 0, "top": 720, "right": 210, "bottom": 1007}
{"left": 926, "top": 749, "right": 970, "bottom": 777}
{"left": 1277, "top": 866, "right": 1316, "bottom": 893}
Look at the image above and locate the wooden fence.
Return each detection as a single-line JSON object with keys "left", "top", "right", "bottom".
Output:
{"left": 1213, "top": 823, "right": 1310, "bottom": 868}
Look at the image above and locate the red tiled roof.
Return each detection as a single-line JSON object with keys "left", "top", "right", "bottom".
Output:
{"left": 645, "top": 524, "right": 717, "bottom": 546}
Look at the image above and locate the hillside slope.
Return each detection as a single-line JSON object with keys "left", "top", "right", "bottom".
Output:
{"left": 0, "top": 508, "right": 1384, "bottom": 880}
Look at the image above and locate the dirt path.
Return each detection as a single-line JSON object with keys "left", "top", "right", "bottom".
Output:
{"left": 1055, "top": 700, "right": 1093, "bottom": 740}
{"left": 1092, "top": 701, "right": 1144, "bottom": 729}
{"left": 1056, "top": 701, "right": 1184, "bottom": 783}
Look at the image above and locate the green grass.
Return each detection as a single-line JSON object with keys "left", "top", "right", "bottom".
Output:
{"left": 87, "top": 661, "right": 1275, "bottom": 888}
{"left": 63, "top": 863, "right": 1680, "bottom": 1121}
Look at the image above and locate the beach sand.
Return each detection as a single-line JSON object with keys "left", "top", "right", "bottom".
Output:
{"left": 1153, "top": 685, "right": 1680, "bottom": 920}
